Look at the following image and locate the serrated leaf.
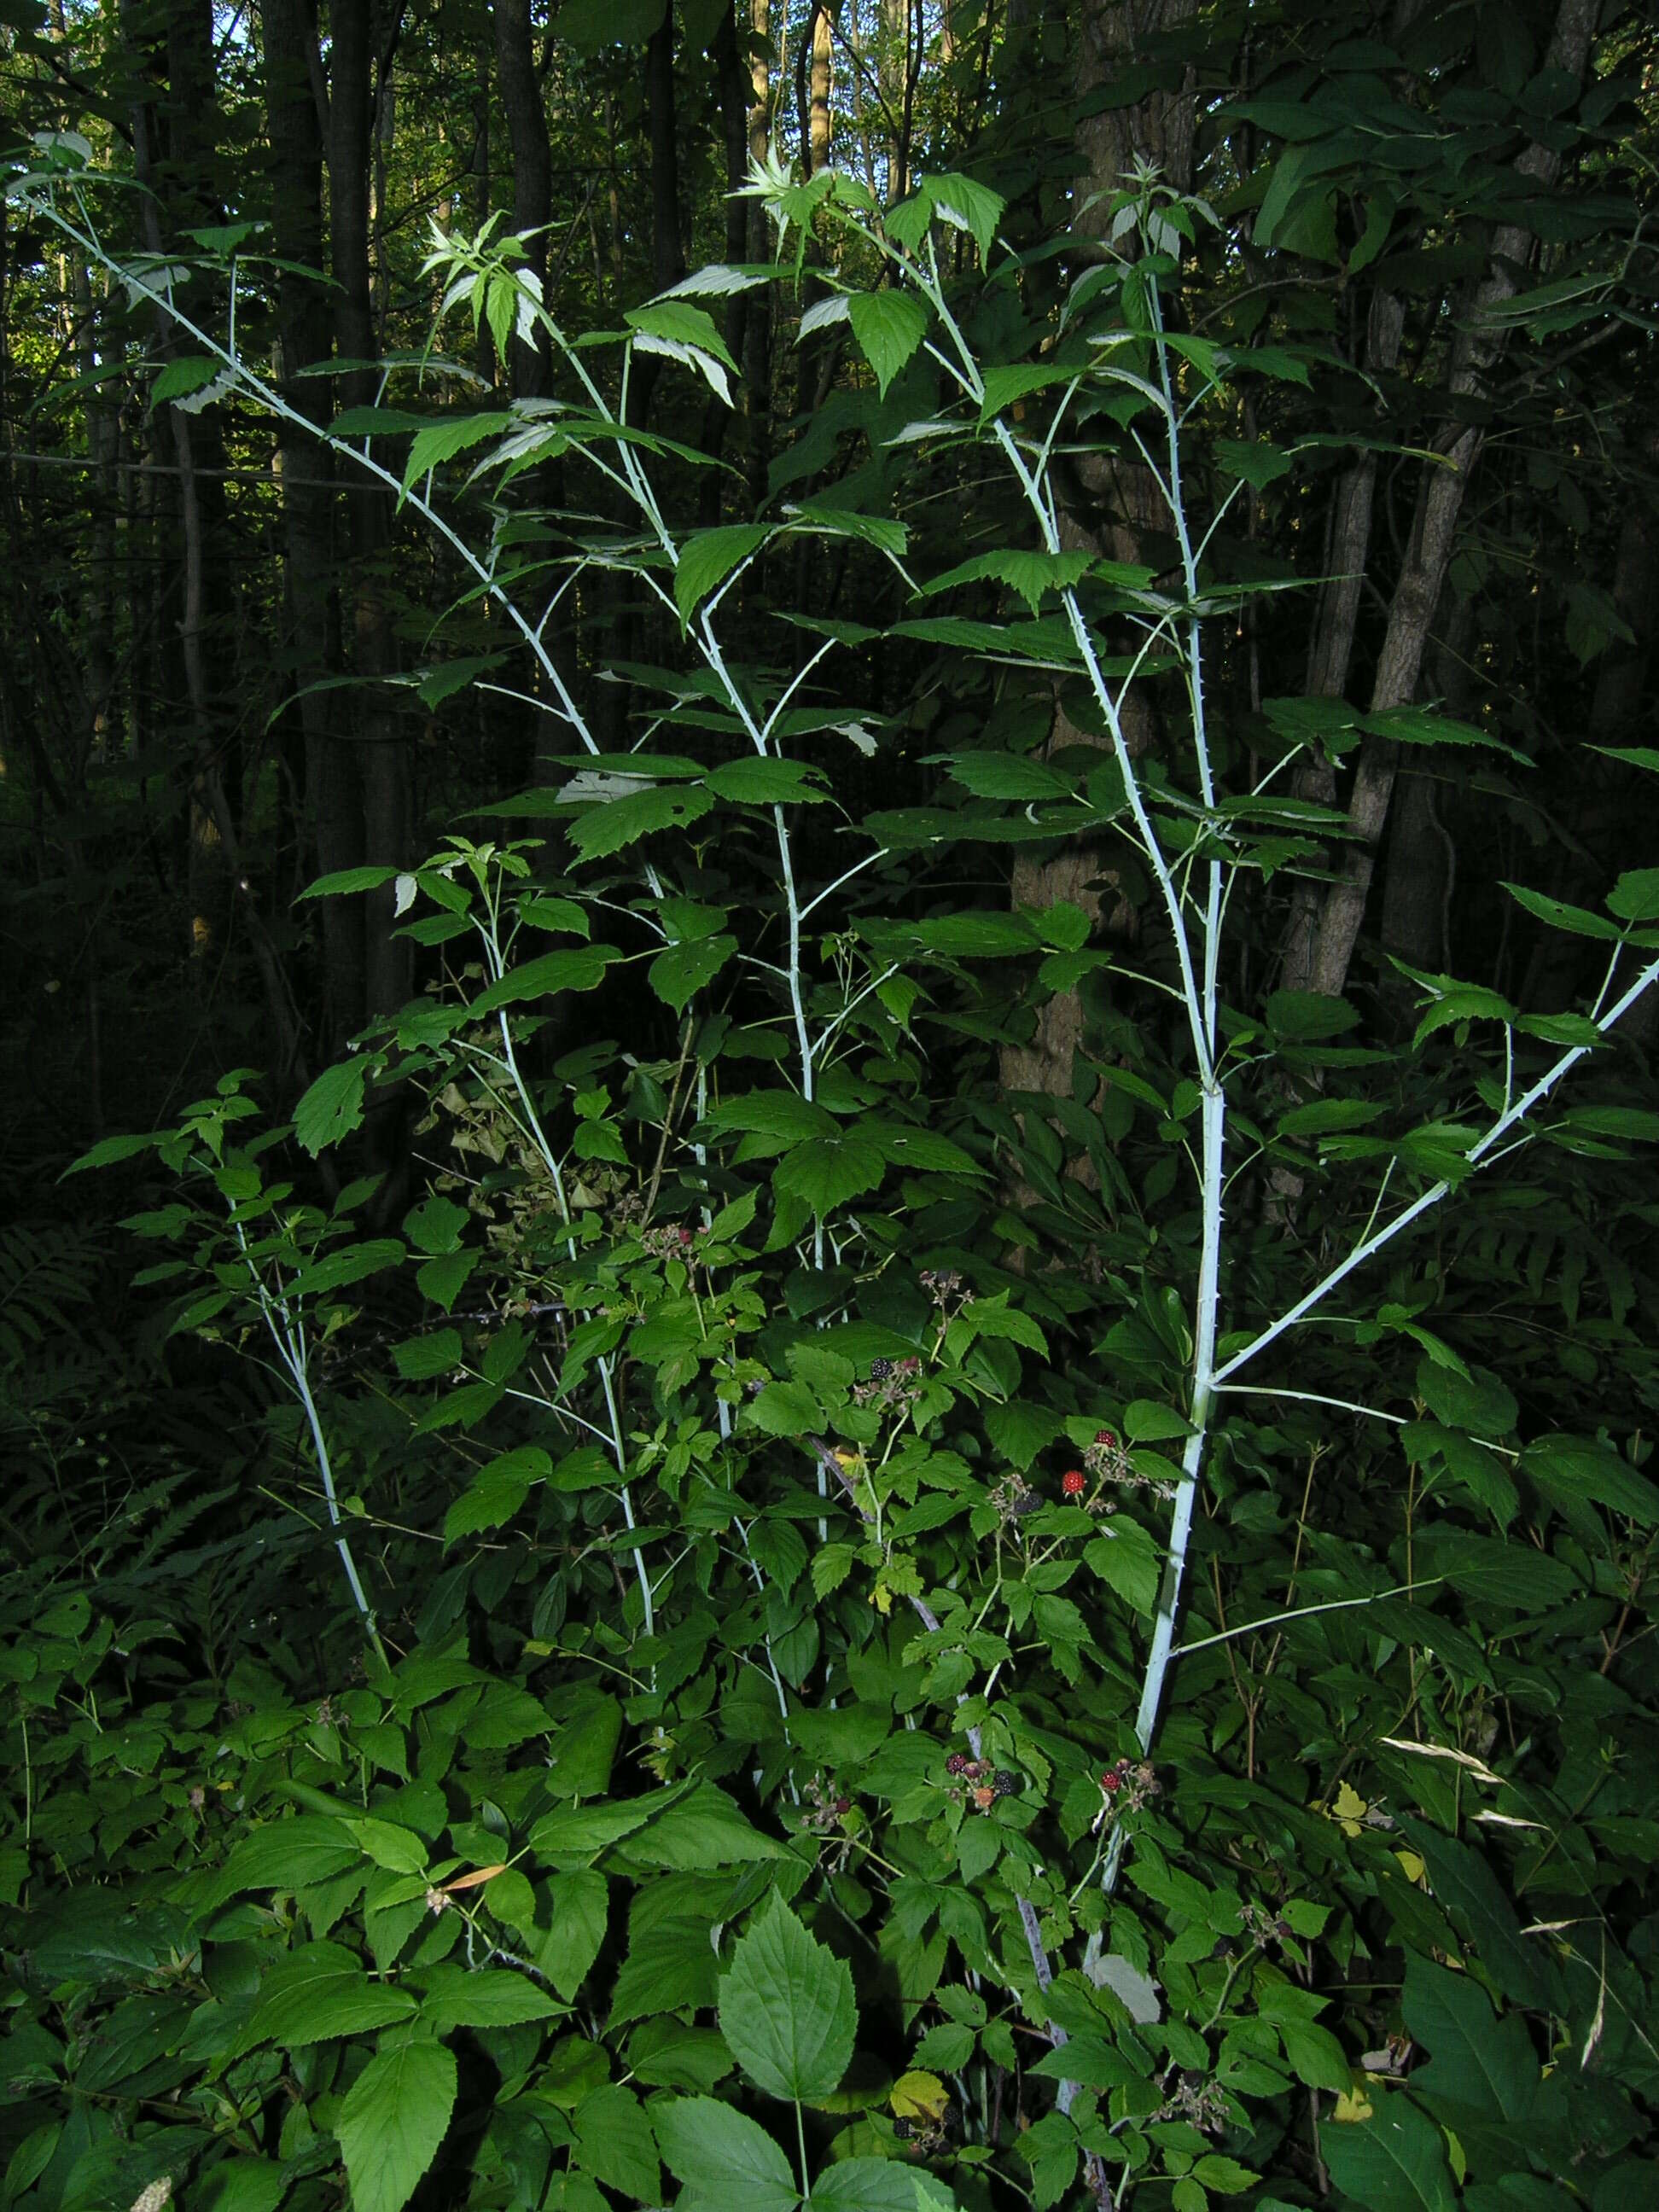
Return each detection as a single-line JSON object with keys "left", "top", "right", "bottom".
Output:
{"left": 417, "top": 1961, "right": 562, "bottom": 2029}
{"left": 1319, "top": 2093, "right": 1456, "bottom": 2212}
{"left": 675, "top": 524, "right": 771, "bottom": 624}
{"left": 470, "top": 945, "right": 616, "bottom": 1015}
{"left": 707, "top": 757, "right": 830, "bottom": 804}
{"left": 293, "top": 1058, "right": 370, "bottom": 1157}
{"left": 812, "top": 1543, "right": 858, "bottom": 1598}
{"left": 649, "top": 934, "right": 737, "bottom": 1013}
{"left": 719, "top": 1896, "right": 855, "bottom": 2100}
{"left": 626, "top": 299, "right": 737, "bottom": 370}
{"left": 151, "top": 355, "right": 224, "bottom": 403}
{"left": 812, "top": 2158, "right": 920, "bottom": 2210}
{"left": 400, "top": 411, "right": 514, "bottom": 490}
{"left": 920, "top": 171, "right": 1004, "bottom": 262}
{"left": 286, "top": 1237, "right": 405, "bottom": 1301}
{"left": 653, "top": 2096, "right": 799, "bottom": 2212}
{"left": 774, "top": 1135, "right": 887, "bottom": 1214}
{"left": 920, "top": 548, "right": 1093, "bottom": 616}
{"left": 1607, "top": 867, "right": 1659, "bottom": 921}
{"left": 242, "top": 1941, "right": 418, "bottom": 2050}
{"left": 570, "top": 783, "right": 716, "bottom": 858}
{"left": 445, "top": 1447, "right": 550, "bottom": 1540}
{"left": 847, "top": 291, "right": 931, "bottom": 397}
{"left": 335, "top": 2037, "right": 457, "bottom": 2212}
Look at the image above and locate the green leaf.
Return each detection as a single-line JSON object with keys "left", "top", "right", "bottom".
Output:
{"left": 294, "top": 1058, "right": 370, "bottom": 1157}
{"left": 649, "top": 934, "right": 737, "bottom": 1013}
{"left": 212, "top": 1814, "right": 362, "bottom": 1899}
{"left": 571, "top": 2082, "right": 661, "bottom": 2202}
{"left": 1085, "top": 1523, "right": 1160, "bottom": 1617}
{"left": 67, "top": 1132, "right": 156, "bottom": 1173}
{"left": 812, "top": 2158, "right": 920, "bottom": 2210}
{"left": 538, "top": 1869, "right": 610, "bottom": 1999}
{"left": 569, "top": 783, "right": 715, "bottom": 858}
{"left": 1398, "top": 1821, "right": 1557, "bottom": 2012}
{"left": 1318, "top": 2094, "right": 1457, "bottom": 2212}
{"left": 610, "top": 1782, "right": 792, "bottom": 1871}
{"left": 418, "top": 1961, "right": 562, "bottom": 2029}
{"left": 707, "top": 757, "right": 830, "bottom": 804}
{"left": 287, "top": 1237, "right": 405, "bottom": 1300}
{"left": 394, "top": 1329, "right": 463, "bottom": 1382}
{"left": 1401, "top": 1953, "right": 1538, "bottom": 2121}
{"left": 335, "top": 2036, "right": 457, "bottom": 2212}
{"left": 719, "top": 1895, "right": 856, "bottom": 2101}
{"left": 774, "top": 1135, "right": 887, "bottom": 1214}
{"left": 675, "top": 525, "right": 771, "bottom": 625}
{"left": 626, "top": 299, "right": 737, "bottom": 371}
{"left": 192, "top": 2159, "right": 289, "bottom": 2212}
{"left": 920, "top": 548, "right": 1093, "bottom": 616}
{"left": 242, "top": 1941, "right": 419, "bottom": 2049}
{"left": 1214, "top": 438, "right": 1293, "bottom": 489}
{"left": 653, "top": 2095, "right": 800, "bottom": 2212}
{"left": 151, "top": 355, "right": 223, "bottom": 403}
{"left": 1519, "top": 1435, "right": 1659, "bottom": 1525}
{"left": 445, "top": 1447, "right": 550, "bottom": 1540}
{"left": 545, "top": 1696, "right": 623, "bottom": 1797}
{"left": 919, "top": 172, "right": 1004, "bottom": 262}
{"left": 350, "top": 1816, "right": 430, "bottom": 1874}
{"left": 847, "top": 292, "right": 931, "bottom": 397}
{"left": 1503, "top": 882, "right": 1624, "bottom": 940}
{"left": 401, "top": 411, "right": 515, "bottom": 491}
{"left": 1607, "top": 867, "right": 1659, "bottom": 921}
{"left": 470, "top": 946, "right": 616, "bottom": 1015}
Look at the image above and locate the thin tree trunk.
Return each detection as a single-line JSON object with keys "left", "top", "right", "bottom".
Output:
{"left": 1292, "top": 0, "right": 1599, "bottom": 1003}
{"left": 329, "top": 0, "right": 411, "bottom": 1029}
{"left": 998, "top": 0, "right": 1195, "bottom": 1125}
{"left": 265, "top": 0, "right": 350, "bottom": 1033}
{"left": 698, "top": 3, "right": 754, "bottom": 524}
{"left": 492, "top": 0, "right": 551, "bottom": 399}
{"left": 744, "top": 0, "right": 774, "bottom": 506}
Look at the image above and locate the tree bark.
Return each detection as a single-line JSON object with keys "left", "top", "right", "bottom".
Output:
{"left": 329, "top": 0, "right": 412, "bottom": 1029}
{"left": 1289, "top": 0, "right": 1599, "bottom": 1003}
{"left": 264, "top": 0, "right": 350, "bottom": 1023}
{"left": 998, "top": 0, "right": 1195, "bottom": 1125}
{"left": 743, "top": 0, "right": 774, "bottom": 507}
{"left": 492, "top": 0, "right": 552, "bottom": 399}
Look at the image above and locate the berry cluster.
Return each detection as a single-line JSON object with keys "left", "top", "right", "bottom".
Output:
{"left": 855, "top": 1353, "right": 923, "bottom": 1408}
{"left": 945, "top": 1753, "right": 1020, "bottom": 1812}
{"left": 1083, "top": 1423, "right": 1176, "bottom": 1504}
{"left": 1097, "top": 1757, "right": 1161, "bottom": 1814}
{"left": 800, "top": 1776, "right": 856, "bottom": 1856}
{"left": 987, "top": 1471, "right": 1042, "bottom": 1523}
{"left": 639, "top": 1222, "right": 698, "bottom": 1261}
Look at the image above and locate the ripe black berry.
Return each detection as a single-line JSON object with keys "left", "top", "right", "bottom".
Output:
{"left": 992, "top": 1769, "right": 1019, "bottom": 1799}
{"left": 870, "top": 1357, "right": 894, "bottom": 1381}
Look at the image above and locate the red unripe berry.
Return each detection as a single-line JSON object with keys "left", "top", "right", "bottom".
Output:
{"left": 1062, "top": 1469, "right": 1086, "bottom": 1498}
{"left": 1101, "top": 1767, "right": 1122, "bottom": 1793}
{"left": 1095, "top": 1428, "right": 1116, "bottom": 1448}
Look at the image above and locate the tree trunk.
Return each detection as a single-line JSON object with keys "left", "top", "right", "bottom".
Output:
{"left": 329, "top": 0, "right": 412, "bottom": 1030}
{"left": 264, "top": 0, "right": 350, "bottom": 1032}
{"left": 998, "top": 0, "right": 1195, "bottom": 1125}
{"left": 1288, "top": 0, "right": 1599, "bottom": 1003}
{"left": 698, "top": 3, "right": 754, "bottom": 524}
{"left": 743, "top": 0, "right": 774, "bottom": 507}
{"left": 492, "top": 0, "right": 552, "bottom": 399}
